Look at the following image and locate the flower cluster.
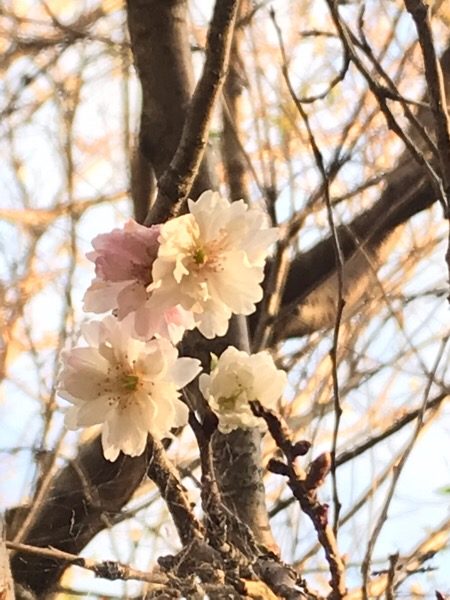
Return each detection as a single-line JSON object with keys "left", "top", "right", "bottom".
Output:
{"left": 57, "top": 190, "right": 286, "bottom": 461}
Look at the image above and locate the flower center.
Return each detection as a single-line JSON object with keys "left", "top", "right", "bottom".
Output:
{"left": 218, "top": 395, "right": 237, "bottom": 411}
{"left": 193, "top": 247, "right": 207, "bottom": 265}
{"left": 217, "top": 385, "right": 248, "bottom": 412}
{"left": 120, "top": 374, "right": 139, "bottom": 391}
{"left": 190, "top": 232, "right": 229, "bottom": 276}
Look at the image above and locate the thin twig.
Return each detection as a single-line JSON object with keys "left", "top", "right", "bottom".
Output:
{"left": 272, "top": 388, "right": 448, "bottom": 523}
{"left": 269, "top": 10, "right": 347, "bottom": 536}
{"left": 294, "top": 50, "right": 350, "bottom": 104}
{"left": 188, "top": 411, "right": 229, "bottom": 550}
{"left": 385, "top": 553, "right": 400, "bottom": 600}
{"left": 354, "top": 6, "right": 439, "bottom": 161}
{"left": 403, "top": 0, "right": 450, "bottom": 302}
{"left": 335, "top": 391, "right": 448, "bottom": 467}
{"left": 345, "top": 515, "right": 450, "bottom": 599}
{"left": 404, "top": 0, "right": 450, "bottom": 197}
{"left": 325, "top": 0, "right": 445, "bottom": 208}
{"left": 6, "top": 540, "right": 168, "bottom": 585}
{"left": 360, "top": 335, "right": 449, "bottom": 599}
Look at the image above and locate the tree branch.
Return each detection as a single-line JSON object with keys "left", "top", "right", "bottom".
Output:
{"left": 126, "top": 0, "right": 214, "bottom": 223}
{"left": 260, "top": 24, "right": 450, "bottom": 343}
{"left": 251, "top": 402, "right": 346, "bottom": 599}
{"left": 145, "top": 0, "right": 240, "bottom": 224}
{"left": 7, "top": 540, "right": 168, "bottom": 586}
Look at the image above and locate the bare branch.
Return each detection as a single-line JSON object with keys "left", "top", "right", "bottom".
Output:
{"left": 7, "top": 540, "right": 168, "bottom": 586}
{"left": 126, "top": 0, "right": 214, "bottom": 223}
{"left": 361, "top": 336, "right": 449, "bottom": 597}
{"left": 145, "top": 0, "right": 240, "bottom": 224}
{"left": 403, "top": 0, "right": 450, "bottom": 297}
{"left": 404, "top": 0, "right": 450, "bottom": 200}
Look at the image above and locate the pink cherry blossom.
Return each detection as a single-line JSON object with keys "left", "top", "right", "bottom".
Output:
{"left": 84, "top": 219, "right": 159, "bottom": 318}
{"left": 83, "top": 219, "right": 194, "bottom": 343}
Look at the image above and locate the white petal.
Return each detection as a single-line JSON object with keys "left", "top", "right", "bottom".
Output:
{"left": 137, "top": 338, "right": 177, "bottom": 379}
{"left": 189, "top": 191, "right": 229, "bottom": 240}
{"left": 209, "top": 252, "right": 263, "bottom": 314}
{"left": 204, "top": 347, "right": 284, "bottom": 433}
{"left": 60, "top": 369, "right": 109, "bottom": 402}
{"left": 169, "top": 357, "right": 202, "bottom": 389}
{"left": 64, "top": 406, "right": 81, "bottom": 429}
{"left": 244, "top": 226, "right": 279, "bottom": 265}
{"left": 71, "top": 396, "right": 113, "bottom": 427}
{"left": 116, "top": 282, "right": 147, "bottom": 319}
{"left": 104, "top": 408, "right": 148, "bottom": 458}
{"left": 83, "top": 280, "right": 129, "bottom": 314}
{"left": 80, "top": 320, "right": 103, "bottom": 346}
{"left": 101, "top": 426, "right": 121, "bottom": 462}
{"left": 132, "top": 389, "right": 157, "bottom": 432}
{"left": 171, "top": 399, "right": 189, "bottom": 428}
{"left": 64, "top": 346, "right": 109, "bottom": 373}
{"left": 150, "top": 396, "right": 176, "bottom": 437}
{"left": 198, "top": 373, "right": 211, "bottom": 399}
{"left": 58, "top": 388, "right": 81, "bottom": 405}
{"left": 195, "top": 298, "right": 231, "bottom": 339}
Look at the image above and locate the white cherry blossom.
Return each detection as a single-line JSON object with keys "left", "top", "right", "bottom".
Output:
{"left": 150, "top": 190, "right": 278, "bottom": 339}
{"left": 199, "top": 346, "right": 287, "bottom": 433}
{"left": 58, "top": 316, "right": 201, "bottom": 461}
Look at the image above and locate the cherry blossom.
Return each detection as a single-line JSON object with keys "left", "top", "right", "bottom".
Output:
{"left": 83, "top": 219, "right": 194, "bottom": 343}
{"left": 150, "top": 190, "right": 278, "bottom": 339}
{"left": 199, "top": 346, "right": 287, "bottom": 433}
{"left": 58, "top": 316, "right": 201, "bottom": 461}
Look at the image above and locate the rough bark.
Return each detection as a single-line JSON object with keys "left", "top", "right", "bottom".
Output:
{"left": 181, "top": 318, "right": 276, "bottom": 551}
{"left": 271, "top": 162, "right": 435, "bottom": 340}
{"left": 144, "top": 0, "right": 239, "bottom": 224}
{"left": 222, "top": 6, "right": 249, "bottom": 203}
{"left": 0, "top": 518, "right": 14, "bottom": 600}
{"left": 214, "top": 10, "right": 278, "bottom": 550}
{"left": 8, "top": 2, "right": 273, "bottom": 594}
{"left": 129, "top": 0, "right": 276, "bottom": 551}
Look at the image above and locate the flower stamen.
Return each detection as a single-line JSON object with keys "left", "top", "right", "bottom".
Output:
{"left": 121, "top": 374, "right": 139, "bottom": 391}
{"left": 193, "top": 247, "right": 207, "bottom": 265}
